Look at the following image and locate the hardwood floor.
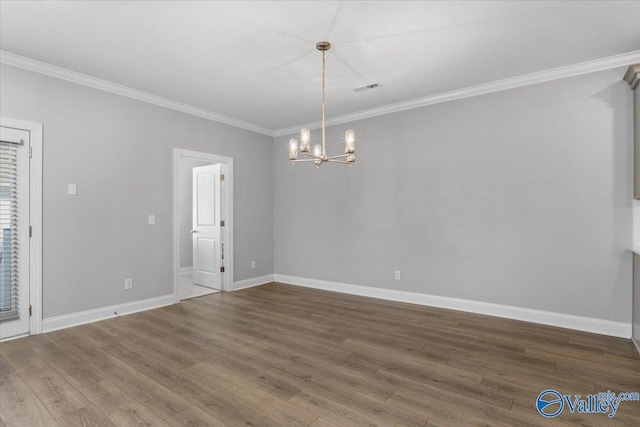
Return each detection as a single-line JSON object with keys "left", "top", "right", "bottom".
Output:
{"left": 1, "top": 282, "right": 639, "bottom": 426}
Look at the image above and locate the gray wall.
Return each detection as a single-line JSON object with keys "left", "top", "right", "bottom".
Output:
{"left": 0, "top": 64, "right": 274, "bottom": 319}
{"left": 179, "top": 158, "right": 211, "bottom": 269}
{"left": 274, "top": 68, "right": 634, "bottom": 323}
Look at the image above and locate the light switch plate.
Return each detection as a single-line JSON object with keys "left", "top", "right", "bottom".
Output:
{"left": 67, "top": 184, "right": 77, "bottom": 196}
{"left": 148, "top": 215, "right": 156, "bottom": 225}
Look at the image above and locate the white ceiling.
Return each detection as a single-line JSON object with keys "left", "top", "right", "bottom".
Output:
{"left": 1, "top": 1, "right": 640, "bottom": 132}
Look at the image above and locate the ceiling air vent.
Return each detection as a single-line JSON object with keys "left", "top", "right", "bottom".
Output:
{"left": 353, "top": 82, "right": 382, "bottom": 93}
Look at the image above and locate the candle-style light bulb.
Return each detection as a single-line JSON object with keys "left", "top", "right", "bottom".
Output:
{"left": 300, "top": 129, "right": 311, "bottom": 153}
{"left": 313, "top": 144, "right": 322, "bottom": 165}
{"left": 345, "top": 130, "right": 355, "bottom": 154}
{"left": 289, "top": 138, "right": 298, "bottom": 160}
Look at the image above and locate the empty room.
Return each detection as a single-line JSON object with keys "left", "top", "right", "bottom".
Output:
{"left": 1, "top": 1, "right": 640, "bottom": 425}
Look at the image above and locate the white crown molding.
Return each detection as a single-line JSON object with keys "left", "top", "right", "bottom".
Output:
{"left": 273, "top": 274, "right": 632, "bottom": 338}
{"left": 42, "top": 294, "right": 175, "bottom": 333}
{"left": 624, "top": 63, "right": 640, "bottom": 89}
{"left": 274, "top": 50, "right": 640, "bottom": 137}
{"left": 4, "top": 49, "right": 639, "bottom": 139}
{"left": 0, "top": 50, "right": 274, "bottom": 137}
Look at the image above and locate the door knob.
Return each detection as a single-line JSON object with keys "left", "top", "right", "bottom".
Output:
{"left": 190, "top": 229, "right": 198, "bottom": 234}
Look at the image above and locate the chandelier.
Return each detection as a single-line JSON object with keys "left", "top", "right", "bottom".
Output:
{"left": 288, "top": 41, "right": 356, "bottom": 168}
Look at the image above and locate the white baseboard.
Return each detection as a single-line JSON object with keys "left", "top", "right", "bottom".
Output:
{"left": 0, "top": 333, "right": 30, "bottom": 343}
{"left": 273, "top": 274, "right": 632, "bottom": 338}
{"left": 233, "top": 274, "right": 275, "bottom": 291}
{"left": 38, "top": 275, "right": 632, "bottom": 339}
{"left": 633, "top": 337, "right": 640, "bottom": 356}
{"left": 42, "top": 294, "right": 175, "bottom": 333}
{"left": 179, "top": 266, "right": 193, "bottom": 275}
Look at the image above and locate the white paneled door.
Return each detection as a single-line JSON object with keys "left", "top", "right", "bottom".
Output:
{"left": 0, "top": 126, "right": 30, "bottom": 340}
{"left": 192, "top": 164, "right": 222, "bottom": 290}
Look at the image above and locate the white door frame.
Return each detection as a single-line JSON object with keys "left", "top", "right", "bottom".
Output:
{"left": 0, "top": 117, "right": 43, "bottom": 337}
{"left": 173, "top": 148, "right": 234, "bottom": 303}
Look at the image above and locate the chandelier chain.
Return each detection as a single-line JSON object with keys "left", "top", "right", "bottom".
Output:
{"left": 322, "top": 50, "right": 326, "bottom": 109}
{"left": 321, "top": 50, "right": 326, "bottom": 157}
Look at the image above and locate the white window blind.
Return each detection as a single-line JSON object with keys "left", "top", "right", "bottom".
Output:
{"left": 0, "top": 139, "right": 20, "bottom": 321}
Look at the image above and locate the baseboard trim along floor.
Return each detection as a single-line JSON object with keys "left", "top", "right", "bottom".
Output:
{"left": 40, "top": 274, "right": 631, "bottom": 339}
{"left": 41, "top": 275, "right": 274, "bottom": 333}
{"left": 42, "top": 294, "right": 175, "bottom": 333}
{"left": 233, "top": 274, "right": 275, "bottom": 291}
{"left": 273, "top": 274, "right": 632, "bottom": 338}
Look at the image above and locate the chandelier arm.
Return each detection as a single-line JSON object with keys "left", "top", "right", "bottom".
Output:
{"left": 291, "top": 159, "right": 319, "bottom": 163}
{"left": 327, "top": 159, "right": 351, "bottom": 164}
{"left": 302, "top": 152, "right": 322, "bottom": 160}
{"left": 328, "top": 154, "right": 350, "bottom": 160}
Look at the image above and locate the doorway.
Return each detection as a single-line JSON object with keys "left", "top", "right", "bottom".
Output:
{"left": 0, "top": 118, "right": 43, "bottom": 341}
{"left": 173, "top": 149, "right": 233, "bottom": 303}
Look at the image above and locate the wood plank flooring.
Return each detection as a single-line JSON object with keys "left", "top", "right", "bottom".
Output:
{"left": 1, "top": 282, "right": 639, "bottom": 426}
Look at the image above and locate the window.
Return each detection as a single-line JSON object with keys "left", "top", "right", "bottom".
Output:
{"left": 0, "top": 139, "right": 19, "bottom": 321}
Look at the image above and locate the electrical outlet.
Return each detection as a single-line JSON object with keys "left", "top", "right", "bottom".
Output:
{"left": 124, "top": 278, "right": 133, "bottom": 290}
{"left": 251, "top": 260, "right": 256, "bottom": 269}
{"left": 394, "top": 270, "right": 401, "bottom": 280}
{"left": 148, "top": 215, "right": 156, "bottom": 225}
